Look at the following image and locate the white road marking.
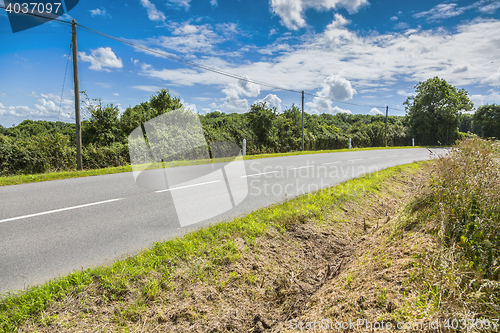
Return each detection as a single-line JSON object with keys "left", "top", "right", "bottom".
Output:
{"left": 288, "top": 165, "right": 314, "bottom": 170}
{"left": 369, "top": 156, "right": 382, "bottom": 159}
{"left": 155, "top": 180, "right": 221, "bottom": 193}
{"left": 386, "top": 155, "right": 398, "bottom": 158}
{"left": 0, "top": 198, "right": 123, "bottom": 224}
{"left": 241, "top": 170, "right": 279, "bottom": 178}
{"left": 348, "top": 159, "right": 363, "bottom": 162}
{"left": 322, "top": 161, "right": 341, "bottom": 165}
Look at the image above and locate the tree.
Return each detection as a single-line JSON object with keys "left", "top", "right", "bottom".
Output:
{"left": 248, "top": 102, "right": 278, "bottom": 151}
{"left": 120, "top": 89, "right": 182, "bottom": 136}
{"left": 473, "top": 104, "right": 500, "bottom": 138}
{"left": 404, "top": 77, "right": 473, "bottom": 145}
{"left": 81, "top": 94, "right": 122, "bottom": 146}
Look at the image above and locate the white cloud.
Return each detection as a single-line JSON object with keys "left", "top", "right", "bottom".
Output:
{"left": 0, "top": 93, "right": 73, "bottom": 119}
{"left": 131, "top": 85, "right": 163, "bottom": 92}
{"left": 113, "top": 93, "right": 120, "bottom": 96}
{"left": 210, "top": 0, "right": 218, "bottom": 7}
{"left": 139, "top": 22, "right": 239, "bottom": 55}
{"left": 390, "top": 16, "right": 398, "bottom": 21}
{"left": 414, "top": 3, "right": 465, "bottom": 22}
{"left": 168, "top": 0, "right": 191, "bottom": 11}
{"left": 140, "top": 0, "right": 166, "bottom": 22}
{"left": 221, "top": 78, "right": 261, "bottom": 113}
{"left": 79, "top": 47, "right": 123, "bottom": 72}
{"left": 470, "top": 90, "right": 500, "bottom": 108}
{"left": 270, "top": 0, "right": 369, "bottom": 30}
{"left": 137, "top": 18, "right": 500, "bottom": 101}
{"left": 306, "top": 75, "right": 355, "bottom": 114}
{"left": 414, "top": 1, "right": 500, "bottom": 22}
{"left": 397, "top": 90, "right": 411, "bottom": 97}
{"left": 255, "top": 94, "right": 282, "bottom": 111}
{"left": 316, "top": 75, "right": 356, "bottom": 101}
{"left": 306, "top": 97, "right": 352, "bottom": 114}
{"left": 90, "top": 8, "right": 108, "bottom": 17}
{"left": 369, "top": 108, "right": 382, "bottom": 115}
{"left": 478, "top": 0, "right": 500, "bottom": 14}
{"left": 394, "top": 22, "right": 410, "bottom": 30}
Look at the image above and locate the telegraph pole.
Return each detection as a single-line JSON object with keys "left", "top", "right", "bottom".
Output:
{"left": 72, "top": 19, "right": 82, "bottom": 170}
{"left": 301, "top": 91, "right": 304, "bottom": 151}
{"left": 385, "top": 106, "right": 388, "bottom": 147}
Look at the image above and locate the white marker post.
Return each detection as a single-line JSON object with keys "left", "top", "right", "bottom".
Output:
{"left": 243, "top": 139, "right": 246, "bottom": 156}
{"left": 349, "top": 138, "right": 352, "bottom": 149}
{"left": 412, "top": 138, "right": 415, "bottom": 147}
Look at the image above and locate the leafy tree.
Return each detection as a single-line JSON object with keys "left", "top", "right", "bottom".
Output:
{"left": 248, "top": 102, "right": 278, "bottom": 151}
{"left": 81, "top": 94, "right": 122, "bottom": 146}
{"left": 473, "top": 104, "right": 500, "bottom": 138}
{"left": 120, "top": 89, "right": 182, "bottom": 136}
{"left": 404, "top": 77, "right": 473, "bottom": 145}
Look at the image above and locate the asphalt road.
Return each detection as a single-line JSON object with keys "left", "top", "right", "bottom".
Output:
{"left": 0, "top": 148, "right": 447, "bottom": 294}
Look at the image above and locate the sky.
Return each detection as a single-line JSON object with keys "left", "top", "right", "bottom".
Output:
{"left": 1, "top": 0, "right": 500, "bottom": 127}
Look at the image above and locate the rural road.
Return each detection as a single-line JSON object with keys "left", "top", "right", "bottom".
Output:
{"left": 0, "top": 148, "right": 447, "bottom": 294}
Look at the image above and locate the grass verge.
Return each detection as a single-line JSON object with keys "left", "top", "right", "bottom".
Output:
{"left": 0, "top": 161, "right": 428, "bottom": 332}
{"left": 0, "top": 145, "right": 430, "bottom": 187}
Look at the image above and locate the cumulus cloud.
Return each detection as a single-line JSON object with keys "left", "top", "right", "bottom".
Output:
{"left": 0, "top": 92, "right": 73, "bottom": 119}
{"left": 140, "top": 0, "right": 166, "bottom": 22}
{"left": 270, "top": 0, "right": 369, "bottom": 30}
{"left": 305, "top": 75, "right": 355, "bottom": 114}
{"left": 211, "top": 0, "right": 218, "bottom": 7}
{"left": 316, "top": 75, "right": 356, "bottom": 101}
{"left": 137, "top": 18, "right": 500, "bottom": 100}
{"left": 79, "top": 47, "right": 123, "bottom": 72}
{"left": 306, "top": 97, "right": 351, "bottom": 114}
{"left": 221, "top": 78, "right": 261, "bottom": 113}
{"left": 390, "top": 16, "right": 398, "bottom": 21}
{"left": 369, "top": 108, "right": 383, "bottom": 115}
{"left": 255, "top": 94, "right": 282, "bottom": 111}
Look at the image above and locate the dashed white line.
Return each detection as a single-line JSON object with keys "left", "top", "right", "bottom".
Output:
{"left": 155, "top": 180, "right": 221, "bottom": 193}
{"left": 348, "top": 159, "right": 363, "bottom": 162}
{"left": 0, "top": 198, "right": 124, "bottom": 224}
{"left": 322, "top": 161, "right": 341, "bottom": 165}
{"left": 368, "top": 156, "right": 382, "bottom": 159}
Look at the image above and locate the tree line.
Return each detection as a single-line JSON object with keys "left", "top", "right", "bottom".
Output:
{"left": 1, "top": 76, "right": 498, "bottom": 176}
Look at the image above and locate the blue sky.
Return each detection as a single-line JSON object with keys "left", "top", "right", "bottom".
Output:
{"left": 1, "top": 0, "right": 500, "bottom": 127}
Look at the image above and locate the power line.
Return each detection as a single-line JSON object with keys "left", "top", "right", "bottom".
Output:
{"left": 58, "top": 42, "right": 72, "bottom": 121}
{"left": 0, "top": 6, "right": 405, "bottom": 112}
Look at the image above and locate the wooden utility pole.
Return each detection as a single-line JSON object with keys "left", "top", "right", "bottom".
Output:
{"left": 72, "top": 19, "right": 82, "bottom": 170}
{"left": 301, "top": 91, "right": 304, "bottom": 151}
{"left": 385, "top": 106, "right": 388, "bottom": 147}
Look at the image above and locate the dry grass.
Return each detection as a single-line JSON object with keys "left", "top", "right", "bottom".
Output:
{"left": 12, "top": 163, "right": 432, "bottom": 332}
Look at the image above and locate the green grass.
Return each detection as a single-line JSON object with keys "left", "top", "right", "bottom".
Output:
{"left": 0, "top": 145, "right": 430, "bottom": 187}
{"left": 0, "top": 161, "right": 427, "bottom": 331}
